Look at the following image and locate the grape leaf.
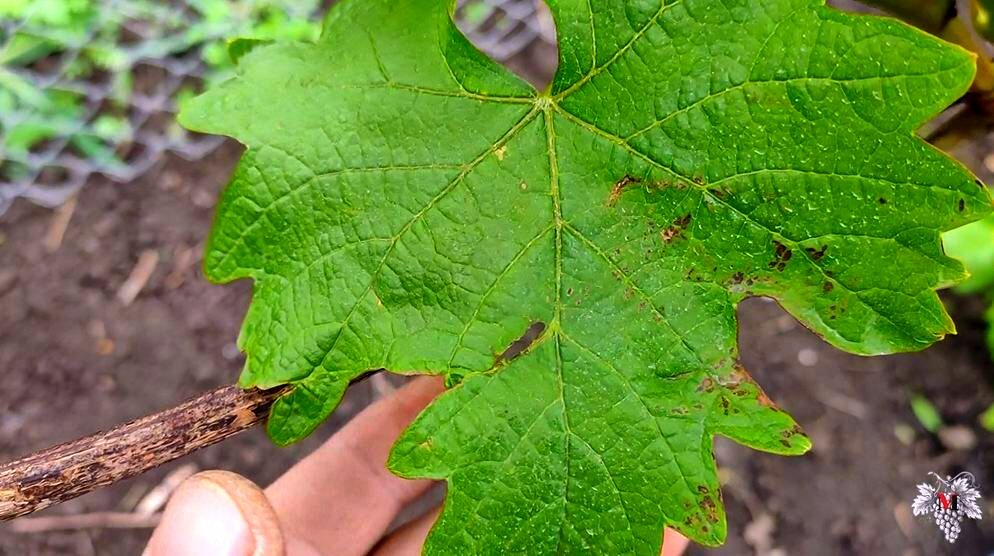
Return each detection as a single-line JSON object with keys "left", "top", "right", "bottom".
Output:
{"left": 180, "top": 0, "right": 991, "bottom": 552}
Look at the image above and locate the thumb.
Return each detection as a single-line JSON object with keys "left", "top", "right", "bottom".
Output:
{"left": 145, "top": 470, "right": 285, "bottom": 556}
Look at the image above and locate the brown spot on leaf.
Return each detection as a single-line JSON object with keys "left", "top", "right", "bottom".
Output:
{"left": 720, "top": 364, "right": 782, "bottom": 411}
{"left": 878, "top": 197, "right": 887, "bottom": 204}
{"left": 700, "top": 495, "right": 719, "bottom": 522}
{"left": 607, "top": 175, "right": 642, "bottom": 206}
{"left": 823, "top": 281, "right": 834, "bottom": 293}
{"left": 661, "top": 214, "right": 693, "bottom": 243}
{"left": 959, "top": 199, "right": 966, "bottom": 212}
{"left": 698, "top": 377, "right": 715, "bottom": 392}
{"left": 697, "top": 485, "right": 710, "bottom": 495}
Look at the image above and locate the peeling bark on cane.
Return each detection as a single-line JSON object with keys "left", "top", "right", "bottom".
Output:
{"left": 0, "top": 384, "right": 287, "bottom": 521}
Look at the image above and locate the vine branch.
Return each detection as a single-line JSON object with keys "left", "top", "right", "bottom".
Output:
{"left": 0, "top": 385, "right": 286, "bottom": 521}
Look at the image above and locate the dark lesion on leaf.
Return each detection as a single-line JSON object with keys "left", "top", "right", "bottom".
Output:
{"left": 959, "top": 198, "right": 966, "bottom": 212}
{"left": 769, "top": 240, "right": 793, "bottom": 271}
{"left": 805, "top": 245, "right": 828, "bottom": 262}
{"left": 697, "top": 377, "right": 714, "bottom": 393}
{"left": 699, "top": 493, "right": 719, "bottom": 523}
{"left": 495, "top": 321, "right": 547, "bottom": 365}
{"left": 779, "top": 424, "right": 807, "bottom": 448}
{"left": 661, "top": 214, "right": 692, "bottom": 243}
{"left": 719, "top": 365, "right": 783, "bottom": 412}
{"left": 607, "top": 175, "right": 642, "bottom": 206}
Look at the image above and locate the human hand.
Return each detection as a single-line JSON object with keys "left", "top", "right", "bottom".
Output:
{"left": 144, "top": 377, "right": 690, "bottom": 555}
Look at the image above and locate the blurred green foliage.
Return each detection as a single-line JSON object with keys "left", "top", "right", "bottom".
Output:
{"left": 944, "top": 217, "right": 994, "bottom": 357}
{"left": 0, "top": 0, "right": 320, "bottom": 183}
{"left": 910, "top": 394, "right": 944, "bottom": 433}
{"left": 978, "top": 402, "right": 994, "bottom": 432}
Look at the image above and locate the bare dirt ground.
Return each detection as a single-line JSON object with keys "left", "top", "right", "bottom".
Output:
{"left": 4, "top": 4, "right": 994, "bottom": 555}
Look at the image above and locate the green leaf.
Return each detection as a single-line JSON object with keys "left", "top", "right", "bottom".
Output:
{"left": 226, "top": 37, "right": 270, "bottom": 65}
{"left": 180, "top": 0, "right": 990, "bottom": 551}
{"left": 910, "top": 393, "right": 943, "bottom": 433}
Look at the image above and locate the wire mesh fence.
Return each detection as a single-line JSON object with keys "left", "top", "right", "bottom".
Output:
{"left": 0, "top": 0, "right": 554, "bottom": 215}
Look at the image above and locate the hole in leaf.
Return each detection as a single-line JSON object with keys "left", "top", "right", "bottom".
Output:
{"left": 454, "top": 0, "right": 558, "bottom": 88}
{"left": 496, "top": 321, "right": 547, "bottom": 364}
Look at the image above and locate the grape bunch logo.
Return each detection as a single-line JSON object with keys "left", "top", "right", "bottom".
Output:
{"left": 912, "top": 472, "right": 983, "bottom": 543}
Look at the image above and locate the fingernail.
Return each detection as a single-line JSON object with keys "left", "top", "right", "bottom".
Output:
{"left": 147, "top": 473, "right": 256, "bottom": 556}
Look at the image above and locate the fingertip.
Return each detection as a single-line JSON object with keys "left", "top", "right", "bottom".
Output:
{"left": 663, "top": 528, "right": 690, "bottom": 556}
{"left": 363, "top": 375, "right": 447, "bottom": 438}
{"left": 395, "top": 375, "right": 446, "bottom": 407}
{"left": 145, "top": 471, "right": 283, "bottom": 556}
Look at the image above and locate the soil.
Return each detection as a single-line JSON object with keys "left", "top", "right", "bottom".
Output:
{"left": 3, "top": 5, "right": 994, "bottom": 555}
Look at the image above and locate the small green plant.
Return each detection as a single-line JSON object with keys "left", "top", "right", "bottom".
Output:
{"left": 911, "top": 393, "right": 944, "bottom": 433}
{"left": 180, "top": 0, "right": 990, "bottom": 553}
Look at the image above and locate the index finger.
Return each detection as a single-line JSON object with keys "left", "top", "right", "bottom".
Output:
{"left": 265, "top": 376, "right": 445, "bottom": 556}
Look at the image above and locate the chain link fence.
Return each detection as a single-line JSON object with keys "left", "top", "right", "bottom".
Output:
{"left": 0, "top": 0, "right": 555, "bottom": 215}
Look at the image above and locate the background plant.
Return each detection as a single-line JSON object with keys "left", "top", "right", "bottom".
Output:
{"left": 0, "top": 0, "right": 321, "bottom": 212}
{"left": 0, "top": 0, "right": 555, "bottom": 214}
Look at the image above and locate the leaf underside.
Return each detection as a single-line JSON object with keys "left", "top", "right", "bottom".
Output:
{"left": 181, "top": 0, "right": 990, "bottom": 553}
